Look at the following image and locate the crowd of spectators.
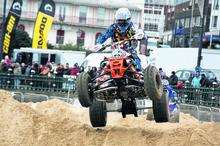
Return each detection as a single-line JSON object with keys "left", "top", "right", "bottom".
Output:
{"left": 0, "top": 56, "right": 82, "bottom": 77}
{"left": 0, "top": 55, "right": 218, "bottom": 89}
{"left": 0, "top": 56, "right": 83, "bottom": 89}
{"left": 158, "top": 68, "right": 217, "bottom": 89}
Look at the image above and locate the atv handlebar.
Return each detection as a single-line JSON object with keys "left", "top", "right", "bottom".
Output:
{"left": 98, "top": 32, "right": 144, "bottom": 52}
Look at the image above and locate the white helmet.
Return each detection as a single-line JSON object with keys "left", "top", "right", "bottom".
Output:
{"left": 115, "top": 8, "right": 131, "bottom": 21}
{"left": 115, "top": 8, "right": 132, "bottom": 33}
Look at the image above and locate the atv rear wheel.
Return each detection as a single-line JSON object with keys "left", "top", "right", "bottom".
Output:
{"left": 143, "top": 65, "right": 163, "bottom": 100}
{"left": 153, "top": 92, "right": 169, "bottom": 122}
{"left": 89, "top": 100, "right": 107, "bottom": 127}
{"left": 76, "top": 72, "right": 93, "bottom": 107}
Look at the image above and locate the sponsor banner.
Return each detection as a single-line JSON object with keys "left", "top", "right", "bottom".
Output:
{"left": 32, "top": 0, "right": 55, "bottom": 49}
{"left": 1, "top": 0, "right": 23, "bottom": 57}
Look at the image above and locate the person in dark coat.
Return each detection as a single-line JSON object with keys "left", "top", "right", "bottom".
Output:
{"left": 200, "top": 74, "right": 211, "bottom": 87}
{"left": 169, "top": 71, "right": 178, "bottom": 86}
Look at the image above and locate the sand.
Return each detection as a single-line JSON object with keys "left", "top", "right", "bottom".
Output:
{"left": 0, "top": 90, "right": 220, "bottom": 146}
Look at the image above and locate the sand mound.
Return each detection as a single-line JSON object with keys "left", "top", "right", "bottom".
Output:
{"left": 0, "top": 90, "right": 220, "bottom": 146}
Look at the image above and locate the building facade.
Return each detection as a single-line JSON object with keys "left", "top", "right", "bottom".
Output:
{"left": 0, "top": 0, "right": 144, "bottom": 49}
{"left": 164, "top": 0, "right": 211, "bottom": 47}
{"left": 143, "top": 0, "right": 175, "bottom": 39}
{"left": 209, "top": 0, "right": 220, "bottom": 35}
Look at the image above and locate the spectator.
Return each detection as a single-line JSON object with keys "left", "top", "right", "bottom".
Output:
{"left": 0, "top": 60, "right": 5, "bottom": 73}
{"left": 49, "top": 62, "right": 56, "bottom": 74}
{"left": 4, "top": 55, "right": 12, "bottom": 66}
{"left": 29, "top": 63, "right": 39, "bottom": 76}
{"left": 191, "top": 72, "right": 201, "bottom": 88}
{"left": 169, "top": 71, "right": 178, "bottom": 86}
{"left": 25, "top": 64, "right": 32, "bottom": 76}
{"left": 69, "top": 64, "right": 80, "bottom": 76}
{"left": 63, "top": 63, "right": 70, "bottom": 75}
{"left": 21, "top": 63, "right": 26, "bottom": 75}
{"left": 13, "top": 63, "right": 21, "bottom": 88}
{"left": 159, "top": 68, "right": 168, "bottom": 79}
{"left": 200, "top": 74, "right": 211, "bottom": 87}
{"left": 176, "top": 81, "right": 184, "bottom": 89}
{"left": 56, "top": 64, "right": 64, "bottom": 77}
{"left": 40, "top": 64, "right": 51, "bottom": 77}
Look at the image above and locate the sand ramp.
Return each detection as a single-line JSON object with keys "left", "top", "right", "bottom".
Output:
{"left": 0, "top": 90, "right": 220, "bottom": 146}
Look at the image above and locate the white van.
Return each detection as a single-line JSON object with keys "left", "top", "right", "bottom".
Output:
{"left": 13, "top": 47, "right": 86, "bottom": 67}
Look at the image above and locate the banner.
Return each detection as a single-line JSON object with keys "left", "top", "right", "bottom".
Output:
{"left": 32, "top": 0, "right": 55, "bottom": 49}
{"left": 1, "top": 0, "right": 23, "bottom": 57}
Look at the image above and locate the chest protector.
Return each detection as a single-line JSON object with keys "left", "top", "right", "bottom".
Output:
{"left": 113, "top": 26, "right": 135, "bottom": 42}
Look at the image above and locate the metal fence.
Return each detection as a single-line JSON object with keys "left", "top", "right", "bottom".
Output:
{"left": 1, "top": 73, "right": 220, "bottom": 122}
{"left": 180, "top": 104, "right": 220, "bottom": 122}
{"left": 1, "top": 73, "right": 220, "bottom": 108}
{"left": 0, "top": 74, "right": 76, "bottom": 98}
{"left": 174, "top": 87, "right": 220, "bottom": 108}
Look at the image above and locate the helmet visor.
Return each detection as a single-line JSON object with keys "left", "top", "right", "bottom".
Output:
{"left": 117, "top": 19, "right": 128, "bottom": 27}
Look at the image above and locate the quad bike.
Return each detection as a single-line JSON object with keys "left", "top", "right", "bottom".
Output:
{"left": 76, "top": 33, "right": 177, "bottom": 127}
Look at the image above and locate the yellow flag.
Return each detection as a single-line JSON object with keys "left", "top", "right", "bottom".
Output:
{"left": 32, "top": 0, "right": 55, "bottom": 49}
{"left": 32, "top": 12, "right": 54, "bottom": 49}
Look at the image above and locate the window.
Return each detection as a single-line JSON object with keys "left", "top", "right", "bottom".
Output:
{"left": 144, "top": 23, "right": 158, "bottom": 31}
{"left": 97, "top": 8, "right": 105, "bottom": 25}
{"left": 144, "top": 8, "right": 153, "bottom": 14}
{"left": 22, "top": 0, "right": 27, "bottom": 11}
{"left": 79, "top": 6, "right": 88, "bottom": 24}
{"left": 154, "top": 10, "right": 161, "bottom": 15}
{"left": 212, "top": 16, "right": 218, "bottom": 27}
{"left": 77, "top": 30, "right": 85, "bottom": 47}
{"left": 213, "top": 0, "right": 219, "bottom": 10}
{"left": 56, "top": 29, "right": 65, "bottom": 44}
{"left": 185, "top": 18, "right": 190, "bottom": 28}
{"left": 175, "top": 20, "right": 179, "bottom": 27}
{"left": 194, "top": 16, "right": 201, "bottom": 27}
{"left": 59, "top": 6, "right": 66, "bottom": 22}
{"left": 180, "top": 18, "right": 185, "bottom": 27}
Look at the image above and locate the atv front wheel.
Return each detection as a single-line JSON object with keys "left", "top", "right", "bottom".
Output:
{"left": 76, "top": 72, "right": 93, "bottom": 107}
{"left": 89, "top": 100, "right": 107, "bottom": 127}
{"left": 143, "top": 65, "right": 163, "bottom": 100}
{"left": 153, "top": 92, "right": 169, "bottom": 122}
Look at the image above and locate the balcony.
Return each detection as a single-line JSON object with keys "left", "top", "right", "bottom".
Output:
{"left": 0, "top": 11, "right": 114, "bottom": 29}
{"left": 53, "top": 15, "right": 114, "bottom": 28}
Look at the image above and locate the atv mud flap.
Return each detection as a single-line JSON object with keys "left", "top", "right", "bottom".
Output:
{"left": 121, "top": 99, "right": 138, "bottom": 118}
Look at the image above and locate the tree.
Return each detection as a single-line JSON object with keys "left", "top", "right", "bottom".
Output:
{"left": 10, "top": 28, "right": 32, "bottom": 49}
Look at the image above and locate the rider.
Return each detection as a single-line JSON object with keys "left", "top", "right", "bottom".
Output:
{"left": 93, "top": 7, "right": 145, "bottom": 71}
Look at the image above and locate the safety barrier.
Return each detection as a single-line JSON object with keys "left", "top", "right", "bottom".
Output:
{"left": 174, "top": 87, "right": 220, "bottom": 108}
{"left": 180, "top": 104, "right": 220, "bottom": 122}
{"left": 1, "top": 74, "right": 220, "bottom": 109}
{"left": 0, "top": 74, "right": 76, "bottom": 98}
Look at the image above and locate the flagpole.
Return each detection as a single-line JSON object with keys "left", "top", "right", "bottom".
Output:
{"left": 189, "top": 0, "right": 194, "bottom": 47}
{"left": 196, "top": 0, "right": 208, "bottom": 69}
{"left": 0, "top": 0, "right": 7, "bottom": 60}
